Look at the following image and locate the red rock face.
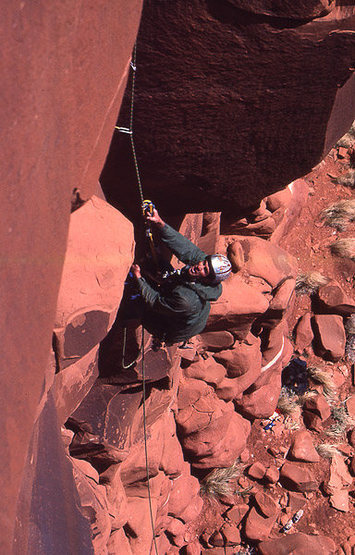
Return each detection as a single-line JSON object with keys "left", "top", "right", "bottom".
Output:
{"left": 101, "top": 0, "right": 355, "bottom": 216}
{"left": 1, "top": 3, "right": 143, "bottom": 552}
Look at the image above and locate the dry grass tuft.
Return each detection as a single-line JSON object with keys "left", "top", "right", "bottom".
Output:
{"left": 200, "top": 459, "right": 242, "bottom": 498}
{"left": 297, "top": 389, "right": 318, "bottom": 406}
{"left": 320, "top": 199, "right": 355, "bottom": 231}
{"left": 326, "top": 404, "right": 355, "bottom": 439}
{"left": 316, "top": 443, "right": 342, "bottom": 459}
{"left": 277, "top": 388, "right": 299, "bottom": 416}
{"left": 336, "top": 122, "right": 355, "bottom": 149}
{"left": 295, "top": 271, "right": 329, "bottom": 295}
{"left": 307, "top": 366, "right": 337, "bottom": 400}
{"left": 345, "top": 314, "right": 355, "bottom": 363}
{"left": 329, "top": 238, "right": 355, "bottom": 261}
{"left": 334, "top": 169, "right": 355, "bottom": 189}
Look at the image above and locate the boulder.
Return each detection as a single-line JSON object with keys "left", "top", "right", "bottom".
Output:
{"left": 198, "top": 331, "right": 235, "bottom": 351}
{"left": 215, "top": 365, "right": 262, "bottom": 402}
{"left": 317, "top": 280, "right": 355, "bottom": 316}
{"left": 225, "top": 503, "right": 249, "bottom": 526}
{"left": 100, "top": 465, "right": 129, "bottom": 530}
{"left": 247, "top": 462, "right": 266, "bottom": 481}
{"left": 207, "top": 273, "right": 270, "bottom": 335}
{"left": 183, "top": 356, "right": 226, "bottom": 386}
{"left": 312, "top": 314, "right": 346, "bottom": 361}
{"left": 254, "top": 491, "right": 278, "bottom": 518}
{"left": 220, "top": 522, "right": 241, "bottom": 546}
{"left": 303, "top": 394, "right": 331, "bottom": 422}
{"left": 235, "top": 361, "right": 283, "bottom": 419}
{"left": 244, "top": 507, "right": 277, "bottom": 542}
{"left": 324, "top": 453, "right": 353, "bottom": 512}
{"left": 280, "top": 462, "right": 318, "bottom": 492}
{"left": 288, "top": 430, "right": 320, "bottom": 463}
{"left": 264, "top": 466, "right": 279, "bottom": 484}
{"left": 176, "top": 390, "right": 233, "bottom": 436}
{"left": 346, "top": 395, "right": 355, "bottom": 420}
{"left": 258, "top": 532, "right": 337, "bottom": 554}
{"left": 214, "top": 333, "right": 261, "bottom": 378}
{"left": 54, "top": 196, "right": 134, "bottom": 371}
{"left": 182, "top": 411, "right": 251, "bottom": 469}
{"left": 167, "top": 463, "right": 202, "bottom": 523}
{"left": 294, "top": 313, "right": 314, "bottom": 354}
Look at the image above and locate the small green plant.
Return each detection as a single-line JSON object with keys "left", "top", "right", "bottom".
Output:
{"left": 320, "top": 199, "right": 355, "bottom": 231}
{"left": 334, "top": 169, "right": 355, "bottom": 189}
{"left": 295, "top": 271, "right": 329, "bottom": 295}
{"left": 316, "top": 443, "right": 342, "bottom": 459}
{"left": 326, "top": 403, "right": 355, "bottom": 439}
{"left": 329, "top": 238, "right": 355, "bottom": 261}
{"left": 307, "top": 366, "right": 336, "bottom": 400}
{"left": 200, "top": 459, "right": 242, "bottom": 498}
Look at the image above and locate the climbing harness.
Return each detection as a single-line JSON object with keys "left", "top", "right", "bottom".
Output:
{"left": 115, "top": 43, "right": 159, "bottom": 555}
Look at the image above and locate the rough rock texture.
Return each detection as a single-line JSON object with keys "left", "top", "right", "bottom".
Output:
{"left": 288, "top": 430, "right": 321, "bottom": 463}
{"left": 102, "top": 1, "right": 355, "bottom": 216}
{"left": 312, "top": 314, "right": 346, "bottom": 361}
{"left": 280, "top": 462, "right": 319, "bottom": 492}
{"left": 1, "top": 3, "right": 143, "bottom": 552}
{"left": 259, "top": 532, "right": 337, "bottom": 554}
{"left": 53, "top": 196, "right": 134, "bottom": 423}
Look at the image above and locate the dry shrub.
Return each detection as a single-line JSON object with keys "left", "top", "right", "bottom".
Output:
{"left": 277, "top": 388, "right": 299, "bottom": 416}
{"left": 335, "top": 169, "right": 355, "bottom": 189}
{"left": 307, "top": 366, "right": 336, "bottom": 400}
{"left": 295, "top": 271, "right": 329, "bottom": 295}
{"left": 336, "top": 121, "right": 355, "bottom": 149}
{"left": 345, "top": 314, "right": 355, "bottom": 363}
{"left": 200, "top": 459, "right": 242, "bottom": 498}
{"left": 330, "top": 238, "right": 355, "bottom": 261}
{"left": 326, "top": 403, "right": 355, "bottom": 439}
{"left": 316, "top": 443, "right": 342, "bottom": 459}
{"left": 320, "top": 199, "right": 355, "bottom": 231}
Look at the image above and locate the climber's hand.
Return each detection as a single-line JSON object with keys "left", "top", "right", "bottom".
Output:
{"left": 131, "top": 264, "right": 142, "bottom": 279}
{"left": 145, "top": 208, "right": 165, "bottom": 228}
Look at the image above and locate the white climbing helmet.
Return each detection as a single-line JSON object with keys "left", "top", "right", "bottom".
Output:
{"left": 206, "top": 254, "right": 232, "bottom": 283}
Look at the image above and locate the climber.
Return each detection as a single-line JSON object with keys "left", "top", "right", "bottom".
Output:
{"left": 128, "top": 207, "right": 232, "bottom": 346}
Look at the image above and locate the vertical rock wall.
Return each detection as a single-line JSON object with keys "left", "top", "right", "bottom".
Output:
{"left": 0, "top": 2, "right": 142, "bottom": 552}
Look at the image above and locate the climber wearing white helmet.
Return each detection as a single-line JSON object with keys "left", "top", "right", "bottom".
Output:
{"left": 129, "top": 207, "right": 232, "bottom": 346}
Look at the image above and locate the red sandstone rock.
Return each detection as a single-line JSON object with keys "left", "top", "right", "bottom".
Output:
{"left": 261, "top": 320, "right": 290, "bottom": 370}
{"left": 214, "top": 333, "right": 261, "bottom": 378}
{"left": 254, "top": 491, "right": 278, "bottom": 518}
{"left": 303, "top": 411, "right": 324, "bottom": 432}
{"left": 269, "top": 279, "right": 296, "bottom": 314}
{"left": 235, "top": 362, "right": 282, "bottom": 419}
{"left": 227, "top": 241, "right": 245, "bottom": 272}
{"left": 176, "top": 391, "right": 232, "bottom": 436}
{"left": 220, "top": 523, "right": 241, "bottom": 546}
{"left": 182, "top": 411, "right": 250, "bottom": 469}
{"left": 346, "top": 395, "right": 355, "bottom": 419}
{"left": 198, "top": 331, "right": 235, "bottom": 351}
{"left": 312, "top": 314, "right": 346, "bottom": 361}
{"left": 280, "top": 462, "right": 318, "bottom": 492}
{"left": 107, "top": 529, "right": 132, "bottom": 555}
{"left": 324, "top": 453, "right": 353, "bottom": 512}
{"left": 288, "top": 492, "right": 306, "bottom": 513}
{"left": 266, "top": 187, "right": 292, "bottom": 212}
{"left": 183, "top": 356, "right": 226, "bottom": 387}
{"left": 100, "top": 464, "right": 129, "bottom": 530}
{"left": 265, "top": 465, "right": 279, "bottom": 484}
{"left": 215, "top": 365, "right": 262, "bottom": 402}
{"left": 349, "top": 428, "right": 355, "bottom": 448}
{"left": 177, "top": 377, "right": 210, "bottom": 411}
{"left": 207, "top": 273, "right": 270, "bottom": 334}
{"left": 244, "top": 507, "right": 277, "bottom": 542}
{"left": 317, "top": 280, "right": 355, "bottom": 315}
{"left": 105, "top": 1, "right": 355, "bottom": 219}
{"left": 288, "top": 430, "right": 320, "bottom": 463}
{"left": 303, "top": 394, "right": 331, "bottom": 422}
{"left": 294, "top": 313, "right": 314, "bottom": 354}
{"left": 225, "top": 503, "right": 249, "bottom": 526}
{"left": 258, "top": 532, "right": 337, "bottom": 554}
{"left": 159, "top": 412, "right": 185, "bottom": 479}
{"left": 248, "top": 462, "right": 266, "bottom": 480}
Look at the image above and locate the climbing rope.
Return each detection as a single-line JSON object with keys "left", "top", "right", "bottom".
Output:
{"left": 116, "top": 43, "right": 159, "bottom": 555}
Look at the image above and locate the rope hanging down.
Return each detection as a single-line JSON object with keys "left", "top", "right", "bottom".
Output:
{"left": 115, "top": 44, "right": 159, "bottom": 555}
